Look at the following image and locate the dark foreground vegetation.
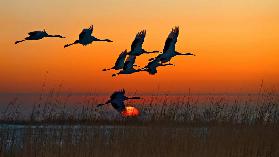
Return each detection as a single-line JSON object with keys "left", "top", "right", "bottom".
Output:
{"left": 0, "top": 87, "right": 279, "bottom": 156}
{"left": 0, "top": 124, "right": 278, "bottom": 157}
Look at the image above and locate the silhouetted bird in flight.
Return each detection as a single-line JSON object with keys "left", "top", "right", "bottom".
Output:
{"left": 149, "top": 27, "right": 195, "bottom": 64}
{"left": 141, "top": 58, "right": 174, "bottom": 75}
{"left": 15, "top": 30, "right": 65, "bottom": 44}
{"left": 128, "top": 30, "right": 159, "bottom": 56}
{"left": 64, "top": 25, "right": 113, "bottom": 48}
{"left": 97, "top": 89, "right": 140, "bottom": 113}
{"left": 102, "top": 50, "right": 128, "bottom": 71}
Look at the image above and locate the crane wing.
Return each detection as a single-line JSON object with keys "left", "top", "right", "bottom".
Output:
{"left": 28, "top": 31, "right": 43, "bottom": 36}
{"left": 163, "top": 27, "right": 179, "bottom": 53}
{"left": 110, "top": 89, "right": 125, "bottom": 100}
{"left": 131, "top": 30, "right": 146, "bottom": 52}
{"left": 79, "top": 25, "right": 93, "bottom": 40}
{"left": 123, "top": 55, "right": 136, "bottom": 70}
{"left": 114, "top": 50, "right": 128, "bottom": 69}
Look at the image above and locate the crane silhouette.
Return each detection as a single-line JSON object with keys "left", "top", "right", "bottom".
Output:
{"left": 141, "top": 58, "right": 174, "bottom": 75}
{"left": 97, "top": 89, "right": 140, "bottom": 113}
{"left": 112, "top": 55, "right": 142, "bottom": 77}
{"left": 102, "top": 50, "right": 128, "bottom": 71}
{"left": 149, "top": 27, "right": 195, "bottom": 64}
{"left": 15, "top": 30, "right": 65, "bottom": 44}
{"left": 128, "top": 30, "right": 159, "bottom": 56}
{"left": 64, "top": 25, "right": 113, "bottom": 48}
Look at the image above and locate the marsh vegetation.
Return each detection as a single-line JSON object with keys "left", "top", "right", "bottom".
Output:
{"left": 0, "top": 87, "right": 279, "bottom": 157}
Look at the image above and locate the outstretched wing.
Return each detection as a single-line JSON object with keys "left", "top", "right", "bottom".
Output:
{"left": 123, "top": 55, "right": 136, "bottom": 70}
{"left": 163, "top": 27, "right": 179, "bottom": 53}
{"left": 114, "top": 50, "right": 128, "bottom": 69}
{"left": 28, "top": 31, "right": 44, "bottom": 36}
{"left": 110, "top": 89, "right": 125, "bottom": 100}
{"left": 131, "top": 30, "right": 146, "bottom": 52}
{"left": 79, "top": 25, "right": 93, "bottom": 40}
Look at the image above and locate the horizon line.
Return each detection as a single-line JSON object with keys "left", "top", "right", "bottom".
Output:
{"left": 0, "top": 92, "right": 278, "bottom": 97}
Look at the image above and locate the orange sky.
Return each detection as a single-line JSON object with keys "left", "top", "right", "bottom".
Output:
{"left": 0, "top": 0, "right": 279, "bottom": 94}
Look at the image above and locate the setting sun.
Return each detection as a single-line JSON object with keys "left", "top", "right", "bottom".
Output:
{"left": 121, "top": 106, "right": 140, "bottom": 117}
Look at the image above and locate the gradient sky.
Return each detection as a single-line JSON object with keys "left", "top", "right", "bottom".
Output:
{"left": 1, "top": 0, "right": 279, "bottom": 94}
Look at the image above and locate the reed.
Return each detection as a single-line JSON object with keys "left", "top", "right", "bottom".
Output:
{"left": 0, "top": 86, "right": 278, "bottom": 156}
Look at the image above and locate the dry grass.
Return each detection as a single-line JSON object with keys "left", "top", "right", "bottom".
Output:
{"left": 0, "top": 124, "right": 278, "bottom": 157}
{"left": 0, "top": 85, "right": 279, "bottom": 156}
{"left": 1, "top": 87, "right": 279, "bottom": 126}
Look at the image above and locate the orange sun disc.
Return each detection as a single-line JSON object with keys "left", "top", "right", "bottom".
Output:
{"left": 121, "top": 106, "right": 140, "bottom": 117}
